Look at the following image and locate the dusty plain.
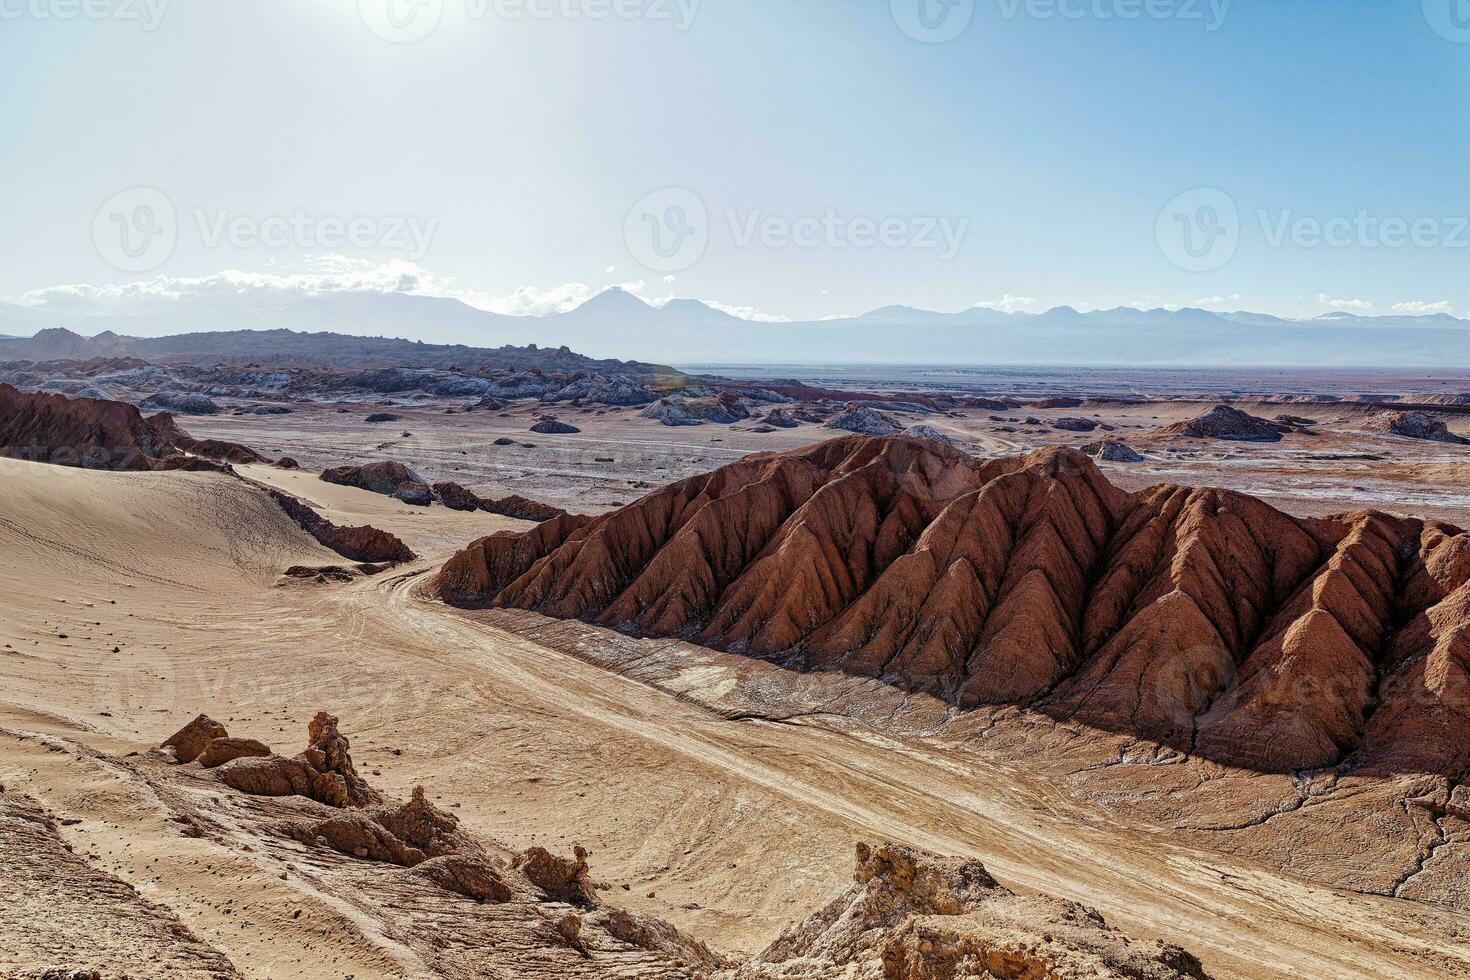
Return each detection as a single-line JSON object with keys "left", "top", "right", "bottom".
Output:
{"left": 6, "top": 369, "right": 1470, "bottom": 978}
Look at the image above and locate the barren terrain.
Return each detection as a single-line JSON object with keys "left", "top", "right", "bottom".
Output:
{"left": 6, "top": 372, "right": 1470, "bottom": 978}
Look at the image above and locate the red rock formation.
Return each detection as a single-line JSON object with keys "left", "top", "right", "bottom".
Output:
{"left": 266, "top": 488, "right": 416, "bottom": 564}
{"left": 321, "top": 460, "right": 425, "bottom": 496}
{"left": 0, "top": 384, "right": 261, "bottom": 470}
{"left": 431, "top": 481, "right": 570, "bottom": 522}
{"left": 438, "top": 434, "right": 1470, "bottom": 776}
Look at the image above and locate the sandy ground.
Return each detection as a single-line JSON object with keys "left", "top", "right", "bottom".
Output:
{"left": 3, "top": 442, "right": 1470, "bottom": 978}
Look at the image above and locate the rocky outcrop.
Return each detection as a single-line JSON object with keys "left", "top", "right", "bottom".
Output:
{"left": 530, "top": 418, "right": 581, "bottom": 434}
{"left": 154, "top": 711, "right": 1206, "bottom": 978}
{"left": 1081, "top": 440, "right": 1145, "bottom": 462}
{"left": 431, "top": 481, "right": 570, "bottom": 522}
{"left": 900, "top": 424, "right": 959, "bottom": 447}
{"left": 1160, "top": 405, "right": 1287, "bottom": 441}
{"left": 162, "top": 714, "right": 228, "bottom": 763}
{"left": 485, "top": 371, "right": 565, "bottom": 400}
{"left": 139, "top": 391, "right": 221, "bottom": 415}
{"left": 0, "top": 384, "right": 260, "bottom": 470}
{"left": 321, "top": 460, "right": 426, "bottom": 495}
{"left": 1054, "top": 416, "right": 1098, "bottom": 432}
{"left": 763, "top": 408, "right": 800, "bottom": 428}
{"left": 1366, "top": 410, "right": 1470, "bottom": 445}
{"left": 515, "top": 844, "right": 597, "bottom": 906}
{"left": 541, "top": 374, "right": 658, "bottom": 406}
{"left": 437, "top": 434, "right": 1470, "bottom": 777}
{"left": 642, "top": 393, "right": 751, "bottom": 426}
{"left": 266, "top": 488, "right": 415, "bottom": 564}
{"left": 641, "top": 398, "right": 704, "bottom": 426}
{"left": 826, "top": 403, "right": 901, "bottom": 435}
{"left": 198, "top": 737, "right": 271, "bottom": 768}
{"left": 213, "top": 711, "right": 383, "bottom": 808}
{"left": 393, "top": 482, "right": 433, "bottom": 505}
{"left": 728, "top": 842, "right": 1208, "bottom": 980}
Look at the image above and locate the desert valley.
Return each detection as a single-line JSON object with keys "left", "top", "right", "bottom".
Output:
{"left": 3, "top": 327, "right": 1470, "bottom": 979}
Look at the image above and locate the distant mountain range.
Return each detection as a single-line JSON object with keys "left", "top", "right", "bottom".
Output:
{"left": 0, "top": 324, "right": 677, "bottom": 377}
{"left": 3, "top": 288, "right": 1469, "bottom": 367}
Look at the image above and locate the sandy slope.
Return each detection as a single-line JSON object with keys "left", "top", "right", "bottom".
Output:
{"left": 1, "top": 459, "right": 1468, "bottom": 977}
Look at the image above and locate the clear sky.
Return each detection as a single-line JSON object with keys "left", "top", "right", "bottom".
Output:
{"left": 5, "top": 0, "right": 1470, "bottom": 324}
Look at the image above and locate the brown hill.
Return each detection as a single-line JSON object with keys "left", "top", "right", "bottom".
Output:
{"left": 0, "top": 383, "right": 261, "bottom": 470}
{"left": 439, "top": 435, "right": 1470, "bottom": 777}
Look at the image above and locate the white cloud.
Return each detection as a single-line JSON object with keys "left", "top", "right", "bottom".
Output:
{"left": 1391, "top": 300, "right": 1455, "bottom": 316}
{"left": 974, "top": 294, "right": 1038, "bottom": 313}
{"left": 697, "top": 299, "right": 790, "bottom": 323}
{"left": 485, "top": 282, "right": 598, "bottom": 316}
{"left": 1129, "top": 296, "right": 1181, "bottom": 311}
{"left": 605, "top": 265, "right": 617, "bottom": 274}
{"left": 1316, "top": 292, "right": 1375, "bottom": 312}
{"left": 22, "top": 257, "right": 437, "bottom": 314}
{"left": 1195, "top": 293, "right": 1241, "bottom": 307}
{"left": 18, "top": 258, "right": 659, "bottom": 320}
{"left": 662, "top": 275, "right": 676, "bottom": 284}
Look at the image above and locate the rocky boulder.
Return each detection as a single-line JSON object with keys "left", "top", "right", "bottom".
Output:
{"left": 1367, "top": 410, "right": 1469, "bottom": 444}
{"left": 530, "top": 418, "right": 581, "bottom": 435}
{"left": 641, "top": 398, "right": 703, "bottom": 426}
{"left": 1081, "top": 440, "right": 1145, "bottom": 462}
{"left": 393, "top": 481, "right": 434, "bottom": 506}
{"left": 826, "top": 403, "right": 901, "bottom": 436}
{"left": 763, "top": 408, "right": 799, "bottom": 428}
{"left": 321, "top": 460, "right": 426, "bottom": 496}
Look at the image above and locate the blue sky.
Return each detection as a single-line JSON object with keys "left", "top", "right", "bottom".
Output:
{"left": 4, "top": 0, "right": 1470, "bottom": 324}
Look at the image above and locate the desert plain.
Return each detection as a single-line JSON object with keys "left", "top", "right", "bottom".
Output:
{"left": 5, "top": 352, "right": 1470, "bottom": 979}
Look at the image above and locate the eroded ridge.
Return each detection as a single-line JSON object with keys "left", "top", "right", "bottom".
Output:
{"left": 439, "top": 434, "right": 1470, "bottom": 776}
